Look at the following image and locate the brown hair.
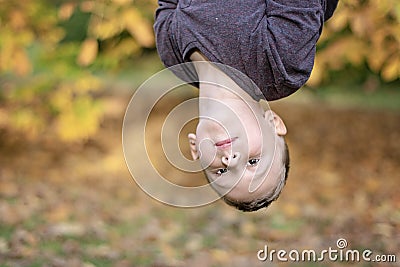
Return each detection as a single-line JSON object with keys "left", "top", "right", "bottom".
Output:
{"left": 221, "top": 141, "right": 290, "bottom": 212}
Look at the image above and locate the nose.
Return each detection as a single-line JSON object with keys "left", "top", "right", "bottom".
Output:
{"left": 221, "top": 152, "right": 240, "bottom": 167}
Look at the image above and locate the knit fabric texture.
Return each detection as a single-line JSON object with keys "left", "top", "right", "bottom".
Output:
{"left": 154, "top": 0, "right": 338, "bottom": 101}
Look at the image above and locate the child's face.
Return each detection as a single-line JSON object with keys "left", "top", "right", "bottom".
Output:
{"left": 188, "top": 98, "right": 287, "bottom": 202}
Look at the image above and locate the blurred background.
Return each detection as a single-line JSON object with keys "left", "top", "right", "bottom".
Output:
{"left": 0, "top": 0, "right": 399, "bottom": 266}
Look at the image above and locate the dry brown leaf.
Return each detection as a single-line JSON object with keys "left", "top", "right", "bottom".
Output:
{"left": 9, "top": 229, "right": 38, "bottom": 258}
{"left": 0, "top": 203, "right": 22, "bottom": 225}
{"left": 0, "top": 180, "right": 18, "bottom": 198}
{"left": 45, "top": 204, "right": 73, "bottom": 223}
{"left": 48, "top": 222, "right": 86, "bottom": 237}
{"left": 211, "top": 249, "right": 230, "bottom": 264}
{"left": 9, "top": 10, "right": 26, "bottom": 30}
{"left": 112, "top": 0, "right": 132, "bottom": 5}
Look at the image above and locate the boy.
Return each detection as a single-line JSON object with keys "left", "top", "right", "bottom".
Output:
{"left": 154, "top": 0, "right": 338, "bottom": 211}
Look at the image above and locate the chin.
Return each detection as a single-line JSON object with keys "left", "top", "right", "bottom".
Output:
{"left": 225, "top": 189, "right": 258, "bottom": 202}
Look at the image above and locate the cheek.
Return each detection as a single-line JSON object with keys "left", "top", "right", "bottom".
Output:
{"left": 248, "top": 138, "right": 262, "bottom": 157}
{"left": 247, "top": 124, "right": 276, "bottom": 158}
{"left": 246, "top": 125, "right": 263, "bottom": 155}
{"left": 198, "top": 119, "right": 227, "bottom": 135}
{"left": 197, "top": 138, "right": 217, "bottom": 168}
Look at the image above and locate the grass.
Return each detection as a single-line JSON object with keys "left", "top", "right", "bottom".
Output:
{"left": 1, "top": 51, "right": 399, "bottom": 267}
{"left": 0, "top": 224, "right": 14, "bottom": 241}
{"left": 307, "top": 86, "right": 400, "bottom": 111}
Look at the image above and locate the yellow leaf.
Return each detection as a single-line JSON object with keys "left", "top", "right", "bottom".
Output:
{"left": 240, "top": 221, "right": 256, "bottom": 237}
{"left": 326, "top": 7, "right": 347, "bottom": 32}
{"left": 16, "top": 30, "right": 35, "bottom": 46}
{"left": 350, "top": 11, "right": 371, "bottom": 37}
{"left": 367, "top": 46, "right": 388, "bottom": 73}
{"left": 306, "top": 56, "right": 325, "bottom": 87}
{"left": 345, "top": 39, "right": 366, "bottom": 65}
{"left": 282, "top": 202, "right": 301, "bottom": 218}
{"left": 9, "top": 10, "right": 26, "bottom": 30}
{"left": 396, "top": 4, "right": 400, "bottom": 21}
{"left": 318, "top": 25, "right": 333, "bottom": 43}
{"left": 112, "top": 0, "right": 132, "bottom": 5}
{"left": 105, "top": 38, "right": 140, "bottom": 59}
{"left": 11, "top": 109, "right": 43, "bottom": 138}
{"left": 0, "top": 108, "right": 10, "bottom": 128}
{"left": 374, "top": 0, "right": 394, "bottom": 16}
{"left": 159, "top": 243, "right": 177, "bottom": 264}
{"left": 50, "top": 85, "right": 72, "bottom": 110}
{"left": 381, "top": 56, "right": 400, "bottom": 82}
{"left": 365, "top": 177, "right": 381, "bottom": 193}
{"left": 56, "top": 96, "right": 103, "bottom": 141}
{"left": 212, "top": 249, "right": 230, "bottom": 264}
{"left": 123, "top": 8, "right": 154, "bottom": 47}
{"left": 319, "top": 38, "right": 346, "bottom": 70}
{"left": 77, "top": 38, "right": 98, "bottom": 66}
{"left": 370, "top": 28, "right": 387, "bottom": 49}
{"left": 13, "top": 48, "right": 32, "bottom": 76}
{"left": 90, "top": 17, "right": 123, "bottom": 40}
{"left": 40, "top": 28, "right": 65, "bottom": 45}
{"left": 80, "top": 1, "right": 95, "bottom": 12}
{"left": 320, "top": 36, "right": 366, "bottom": 69}
{"left": 392, "top": 26, "right": 400, "bottom": 43}
{"left": 73, "top": 75, "right": 102, "bottom": 92}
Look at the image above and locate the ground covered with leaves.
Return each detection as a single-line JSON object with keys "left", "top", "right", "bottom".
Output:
{"left": 0, "top": 91, "right": 399, "bottom": 267}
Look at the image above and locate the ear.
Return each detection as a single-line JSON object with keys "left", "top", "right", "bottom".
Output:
{"left": 264, "top": 110, "right": 287, "bottom": 136}
{"left": 187, "top": 133, "right": 199, "bottom": 160}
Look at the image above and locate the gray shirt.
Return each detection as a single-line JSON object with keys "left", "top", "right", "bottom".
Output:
{"left": 154, "top": 0, "right": 338, "bottom": 101}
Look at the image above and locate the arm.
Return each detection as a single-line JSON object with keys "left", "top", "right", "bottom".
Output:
{"left": 155, "top": 0, "right": 178, "bottom": 20}
{"left": 154, "top": 0, "right": 184, "bottom": 67}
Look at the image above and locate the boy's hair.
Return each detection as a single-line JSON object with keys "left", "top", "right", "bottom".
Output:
{"left": 218, "top": 140, "right": 290, "bottom": 212}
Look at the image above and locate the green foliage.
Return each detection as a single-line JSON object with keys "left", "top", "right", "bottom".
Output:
{"left": 308, "top": 0, "right": 400, "bottom": 86}
{"left": 0, "top": 0, "right": 156, "bottom": 142}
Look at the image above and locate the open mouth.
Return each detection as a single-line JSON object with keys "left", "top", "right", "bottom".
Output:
{"left": 215, "top": 137, "right": 238, "bottom": 147}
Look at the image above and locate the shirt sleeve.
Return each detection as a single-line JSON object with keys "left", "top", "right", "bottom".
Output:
{"left": 254, "top": 0, "right": 338, "bottom": 100}
{"left": 153, "top": 0, "right": 185, "bottom": 68}
{"left": 263, "top": 1, "right": 323, "bottom": 91}
{"left": 155, "top": 0, "right": 178, "bottom": 20}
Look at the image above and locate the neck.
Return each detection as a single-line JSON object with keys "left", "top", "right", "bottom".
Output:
{"left": 190, "top": 52, "right": 257, "bottom": 103}
{"left": 189, "top": 51, "right": 266, "bottom": 118}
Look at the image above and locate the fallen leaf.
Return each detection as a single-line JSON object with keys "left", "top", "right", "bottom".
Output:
{"left": 48, "top": 222, "right": 86, "bottom": 237}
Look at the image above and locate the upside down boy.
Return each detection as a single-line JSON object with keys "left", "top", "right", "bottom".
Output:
{"left": 154, "top": 0, "right": 338, "bottom": 211}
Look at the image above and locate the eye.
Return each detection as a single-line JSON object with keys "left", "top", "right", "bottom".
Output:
{"left": 247, "top": 158, "right": 260, "bottom": 166}
{"left": 216, "top": 168, "right": 228, "bottom": 175}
